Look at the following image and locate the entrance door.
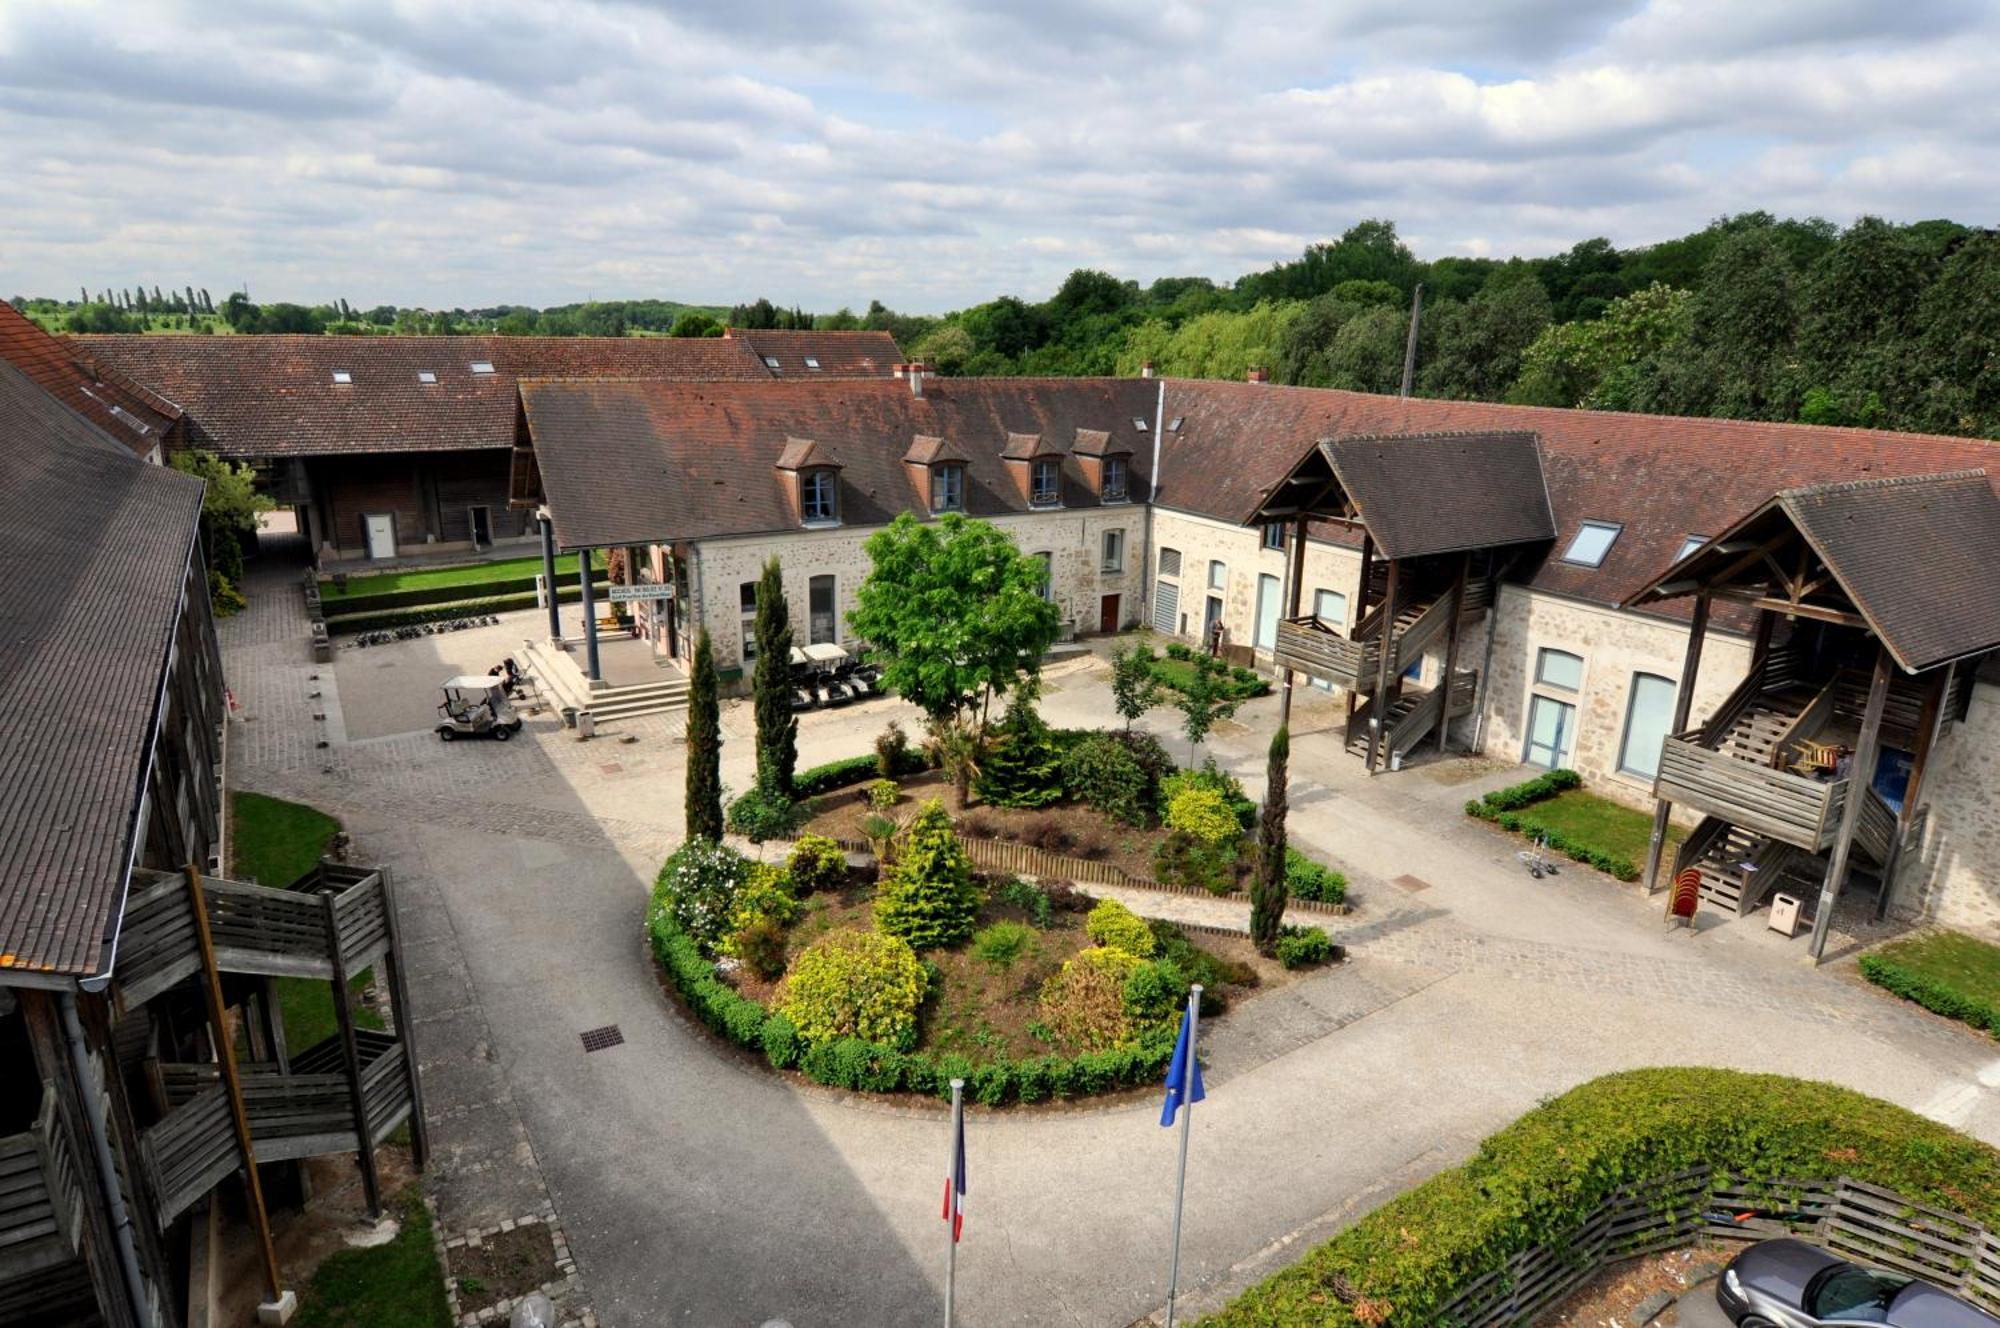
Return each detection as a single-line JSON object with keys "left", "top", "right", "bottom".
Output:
{"left": 363, "top": 512, "right": 397, "bottom": 561}
{"left": 809, "top": 575, "right": 837, "bottom": 645}
{"left": 1253, "top": 573, "right": 1281, "bottom": 652}
{"left": 1098, "top": 594, "right": 1121, "bottom": 634}
{"left": 1203, "top": 595, "right": 1223, "bottom": 645}
{"left": 1524, "top": 694, "right": 1576, "bottom": 769}
{"left": 468, "top": 505, "right": 492, "bottom": 547}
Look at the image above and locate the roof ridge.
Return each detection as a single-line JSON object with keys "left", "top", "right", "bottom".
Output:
{"left": 1330, "top": 428, "right": 1541, "bottom": 445}
{"left": 1779, "top": 468, "right": 1989, "bottom": 499}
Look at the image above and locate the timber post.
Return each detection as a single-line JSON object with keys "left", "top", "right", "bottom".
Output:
{"left": 578, "top": 548, "right": 601, "bottom": 683}
{"left": 1276, "top": 514, "right": 1309, "bottom": 728}
{"left": 1434, "top": 552, "right": 1470, "bottom": 755}
{"left": 539, "top": 513, "right": 561, "bottom": 643}
{"left": 1346, "top": 533, "right": 1373, "bottom": 729}
{"left": 1876, "top": 661, "right": 1951, "bottom": 920}
{"left": 1366, "top": 558, "right": 1400, "bottom": 775}
{"left": 1645, "top": 593, "right": 1712, "bottom": 896}
{"left": 187, "top": 867, "right": 287, "bottom": 1311}
{"left": 320, "top": 890, "right": 382, "bottom": 1220}
{"left": 1807, "top": 644, "right": 1893, "bottom": 963}
{"left": 376, "top": 867, "right": 429, "bottom": 1170}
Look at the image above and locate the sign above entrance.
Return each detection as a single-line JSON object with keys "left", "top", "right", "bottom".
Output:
{"left": 609, "top": 583, "right": 674, "bottom": 603}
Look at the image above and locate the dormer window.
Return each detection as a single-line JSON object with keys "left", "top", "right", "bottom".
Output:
{"left": 1102, "top": 456, "right": 1129, "bottom": 502}
{"left": 802, "top": 468, "right": 839, "bottom": 523}
{"left": 1030, "top": 458, "right": 1061, "bottom": 508}
{"left": 931, "top": 464, "right": 965, "bottom": 513}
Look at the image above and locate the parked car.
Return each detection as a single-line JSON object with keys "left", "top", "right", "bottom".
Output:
{"left": 1716, "top": 1238, "right": 1999, "bottom": 1327}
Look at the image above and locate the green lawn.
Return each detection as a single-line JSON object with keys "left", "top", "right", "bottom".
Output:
{"left": 230, "top": 791, "right": 382, "bottom": 1051}
{"left": 1148, "top": 654, "right": 1270, "bottom": 701}
{"left": 322, "top": 550, "right": 603, "bottom": 602}
{"left": 1527, "top": 787, "right": 1684, "bottom": 871}
{"left": 294, "top": 1185, "right": 452, "bottom": 1328}
{"left": 1862, "top": 931, "right": 2000, "bottom": 1037}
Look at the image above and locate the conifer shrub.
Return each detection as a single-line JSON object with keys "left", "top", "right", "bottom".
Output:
{"left": 874, "top": 800, "right": 982, "bottom": 949}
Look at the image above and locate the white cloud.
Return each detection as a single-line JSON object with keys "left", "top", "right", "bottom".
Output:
{"left": 0, "top": 0, "right": 1995, "bottom": 312}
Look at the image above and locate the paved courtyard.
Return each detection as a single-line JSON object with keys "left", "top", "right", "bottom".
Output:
{"left": 225, "top": 560, "right": 2000, "bottom": 1327}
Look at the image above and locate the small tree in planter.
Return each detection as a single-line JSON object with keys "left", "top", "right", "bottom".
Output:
{"left": 874, "top": 799, "right": 981, "bottom": 949}
{"left": 685, "top": 628, "right": 724, "bottom": 842}
{"left": 974, "top": 687, "right": 1062, "bottom": 809}
{"left": 1172, "top": 650, "right": 1243, "bottom": 762}
{"left": 1251, "top": 725, "right": 1290, "bottom": 956}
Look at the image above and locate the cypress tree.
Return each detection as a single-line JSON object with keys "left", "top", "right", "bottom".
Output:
{"left": 685, "top": 628, "right": 724, "bottom": 842}
{"left": 751, "top": 558, "right": 797, "bottom": 799}
{"left": 1251, "top": 725, "right": 1290, "bottom": 955}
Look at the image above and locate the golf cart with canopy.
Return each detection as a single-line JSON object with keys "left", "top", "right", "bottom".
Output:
{"left": 436, "top": 675, "right": 523, "bottom": 742}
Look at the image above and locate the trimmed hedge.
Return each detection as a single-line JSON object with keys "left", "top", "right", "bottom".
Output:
{"left": 324, "top": 570, "right": 578, "bottom": 614}
{"left": 1200, "top": 1067, "right": 2000, "bottom": 1327}
{"left": 1464, "top": 769, "right": 1639, "bottom": 882}
{"left": 1861, "top": 944, "right": 2000, "bottom": 1039}
{"left": 325, "top": 580, "right": 607, "bottom": 635}
{"left": 647, "top": 876, "right": 1174, "bottom": 1105}
{"left": 797, "top": 747, "right": 932, "bottom": 799}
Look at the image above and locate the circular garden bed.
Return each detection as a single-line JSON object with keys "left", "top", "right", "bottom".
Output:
{"left": 646, "top": 804, "right": 1331, "bottom": 1107}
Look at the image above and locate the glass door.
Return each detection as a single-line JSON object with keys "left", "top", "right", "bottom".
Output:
{"left": 809, "top": 575, "right": 837, "bottom": 645}
{"left": 1253, "top": 573, "right": 1280, "bottom": 652}
{"left": 1524, "top": 694, "right": 1576, "bottom": 769}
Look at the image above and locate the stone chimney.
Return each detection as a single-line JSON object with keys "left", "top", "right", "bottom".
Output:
{"left": 903, "top": 361, "right": 929, "bottom": 397}
{"left": 1141, "top": 360, "right": 1156, "bottom": 379}
{"left": 1246, "top": 366, "right": 1269, "bottom": 384}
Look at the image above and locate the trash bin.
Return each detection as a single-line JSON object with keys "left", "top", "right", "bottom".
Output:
{"left": 560, "top": 706, "right": 577, "bottom": 729}
{"left": 576, "top": 712, "right": 596, "bottom": 739}
{"left": 1767, "top": 892, "right": 1802, "bottom": 937}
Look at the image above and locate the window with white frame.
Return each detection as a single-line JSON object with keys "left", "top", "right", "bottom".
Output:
{"left": 1033, "top": 551, "right": 1054, "bottom": 601}
{"left": 1262, "top": 522, "right": 1286, "bottom": 551}
{"left": 1208, "top": 560, "right": 1226, "bottom": 591}
{"left": 739, "top": 581, "right": 759, "bottom": 660}
{"left": 1313, "top": 587, "right": 1348, "bottom": 626}
{"left": 1158, "top": 546, "right": 1182, "bottom": 578}
{"left": 801, "top": 469, "right": 838, "bottom": 523}
{"left": 1561, "top": 521, "right": 1622, "bottom": 567}
{"left": 1030, "top": 458, "right": 1061, "bottom": 507}
{"left": 1101, "top": 455, "right": 1128, "bottom": 501}
{"left": 930, "top": 464, "right": 964, "bottom": 513}
{"left": 1618, "top": 672, "right": 1677, "bottom": 779}
{"left": 1536, "top": 648, "right": 1584, "bottom": 692}
{"left": 1101, "top": 529, "right": 1124, "bottom": 572}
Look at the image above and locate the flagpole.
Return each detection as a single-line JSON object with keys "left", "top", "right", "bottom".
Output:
{"left": 1165, "top": 985, "right": 1202, "bottom": 1328}
{"left": 945, "top": 1076, "right": 964, "bottom": 1328}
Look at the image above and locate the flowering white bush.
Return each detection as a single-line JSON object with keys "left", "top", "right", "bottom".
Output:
{"left": 654, "top": 839, "right": 754, "bottom": 956}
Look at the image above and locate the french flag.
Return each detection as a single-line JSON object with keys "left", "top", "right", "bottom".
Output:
{"left": 941, "top": 1104, "right": 968, "bottom": 1242}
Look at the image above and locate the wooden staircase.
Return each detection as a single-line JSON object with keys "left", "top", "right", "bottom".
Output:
{"left": 1344, "top": 669, "right": 1478, "bottom": 766}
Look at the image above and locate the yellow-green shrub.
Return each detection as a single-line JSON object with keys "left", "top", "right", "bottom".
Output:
{"left": 1037, "top": 947, "right": 1140, "bottom": 1053}
{"left": 786, "top": 834, "right": 849, "bottom": 895}
{"left": 779, "top": 929, "right": 927, "bottom": 1051}
{"left": 720, "top": 863, "right": 798, "bottom": 966}
{"left": 874, "top": 799, "right": 981, "bottom": 949}
{"left": 1085, "top": 898, "right": 1156, "bottom": 957}
{"left": 1166, "top": 784, "right": 1240, "bottom": 844}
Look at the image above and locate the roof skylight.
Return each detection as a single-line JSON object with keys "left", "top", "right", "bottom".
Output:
{"left": 331, "top": 369, "right": 352, "bottom": 384}
{"left": 417, "top": 370, "right": 438, "bottom": 384}
{"left": 1676, "top": 534, "right": 1708, "bottom": 563}
{"left": 1561, "top": 521, "right": 1622, "bottom": 567}
{"left": 1168, "top": 417, "right": 1184, "bottom": 432}
{"left": 469, "top": 361, "right": 495, "bottom": 375}
{"left": 763, "top": 355, "right": 782, "bottom": 369}
{"left": 804, "top": 356, "right": 821, "bottom": 370}
{"left": 1132, "top": 417, "right": 1148, "bottom": 431}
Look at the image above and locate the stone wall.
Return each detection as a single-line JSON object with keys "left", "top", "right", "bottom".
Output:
{"left": 1896, "top": 676, "right": 2000, "bottom": 938}
{"left": 1147, "top": 507, "right": 1364, "bottom": 652}
{"left": 684, "top": 507, "right": 1148, "bottom": 669}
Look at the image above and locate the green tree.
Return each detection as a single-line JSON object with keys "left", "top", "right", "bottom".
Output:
{"left": 973, "top": 687, "right": 1062, "bottom": 808}
{"left": 170, "top": 449, "right": 270, "bottom": 606}
{"left": 684, "top": 629, "right": 724, "bottom": 842}
{"left": 910, "top": 323, "right": 975, "bottom": 375}
{"left": 669, "top": 311, "right": 723, "bottom": 337}
{"left": 1324, "top": 303, "right": 1416, "bottom": 394}
{"left": 1509, "top": 283, "right": 1689, "bottom": 408}
{"left": 1642, "top": 226, "right": 1801, "bottom": 420}
{"left": 1171, "top": 651, "right": 1243, "bottom": 761}
{"left": 1420, "top": 268, "right": 1552, "bottom": 401}
{"left": 1110, "top": 644, "right": 1162, "bottom": 729}
{"left": 751, "top": 558, "right": 797, "bottom": 800}
{"left": 873, "top": 800, "right": 980, "bottom": 949}
{"left": 1913, "top": 230, "right": 2000, "bottom": 437}
{"left": 1251, "top": 726, "right": 1291, "bottom": 955}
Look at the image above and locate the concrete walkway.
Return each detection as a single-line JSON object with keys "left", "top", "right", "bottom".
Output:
{"left": 224, "top": 567, "right": 2000, "bottom": 1327}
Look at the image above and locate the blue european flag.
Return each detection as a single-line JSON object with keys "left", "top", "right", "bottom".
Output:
{"left": 1159, "top": 1004, "right": 1206, "bottom": 1127}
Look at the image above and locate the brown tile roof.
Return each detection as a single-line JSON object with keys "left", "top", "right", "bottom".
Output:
{"left": 0, "top": 302, "right": 177, "bottom": 456}
{"left": 1000, "top": 431, "right": 1064, "bottom": 460}
{"left": 1072, "top": 427, "right": 1133, "bottom": 458}
{"left": 76, "top": 334, "right": 782, "bottom": 459}
{"left": 729, "top": 328, "right": 902, "bottom": 378}
{"left": 905, "top": 434, "right": 972, "bottom": 465}
{"left": 776, "top": 436, "right": 837, "bottom": 470}
{"left": 0, "top": 358, "right": 205, "bottom": 977}
{"left": 519, "top": 377, "right": 1158, "bottom": 550}
{"left": 1314, "top": 431, "right": 1555, "bottom": 560}
{"left": 1154, "top": 379, "right": 2000, "bottom": 615}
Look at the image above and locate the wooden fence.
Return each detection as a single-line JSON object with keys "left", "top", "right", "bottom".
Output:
{"left": 1427, "top": 1166, "right": 1998, "bottom": 1327}
{"left": 817, "top": 834, "right": 1350, "bottom": 918}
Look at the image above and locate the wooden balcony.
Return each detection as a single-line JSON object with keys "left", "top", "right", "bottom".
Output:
{"left": 0, "top": 1090, "right": 85, "bottom": 1287}
{"left": 1273, "top": 615, "right": 1379, "bottom": 689}
{"left": 1655, "top": 735, "right": 1849, "bottom": 852}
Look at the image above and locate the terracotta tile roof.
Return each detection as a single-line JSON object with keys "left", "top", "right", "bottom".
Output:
{"left": 729, "top": 328, "right": 902, "bottom": 378}
{"left": 1317, "top": 431, "right": 1555, "bottom": 560}
{"left": 1000, "top": 430, "right": 1064, "bottom": 460}
{"left": 905, "top": 434, "right": 973, "bottom": 465}
{"left": 0, "top": 302, "right": 177, "bottom": 456}
{"left": 0, "top": 358, "right": 205, "bottom": 977}
{"left": 1072, "top": 427, "right": 1133, "bottom": 458}
{"left": 76, "top": 333, "right": 784, "bottom": 459}
{"left": 519, "top": 376, "right": 1158, "bottom": 550}
{"left": 1154, "top": 379, "right": 2000, "bottom": 616}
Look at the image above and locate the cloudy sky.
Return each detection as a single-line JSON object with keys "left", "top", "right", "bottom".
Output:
{"left": 2, "top": 0, "right": 1995, "bottom": 313}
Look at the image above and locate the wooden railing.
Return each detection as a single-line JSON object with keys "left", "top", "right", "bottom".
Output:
{"left": 1655, "top": 737, "right": 1846, "bottom": 851}
{"left": 1383, "top": 670, "right": 1478, "bottom": 757}
{"left": 139, "top": 1086, "right": 239, "bottom": 1228}
{"left": 0, "top": 1090, "right": 85, "bottom": 1284}
{"left": 1273, "top": 616, "right": 1377, "bottom": 689}
{"left": 1432, "top": 1167, "right": 1999, "bottom": 1328}
{"left": 1855, "top": 786, "right": 1897, "bottom": 866}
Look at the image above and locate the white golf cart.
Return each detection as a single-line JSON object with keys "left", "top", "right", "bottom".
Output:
{"left": 435, "top": 675, "right": 523, "bottom": 742}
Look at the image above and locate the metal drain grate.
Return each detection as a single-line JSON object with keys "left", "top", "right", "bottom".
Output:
{"left": 580, "top": 1025, "right": 625, "bottom": 1053}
